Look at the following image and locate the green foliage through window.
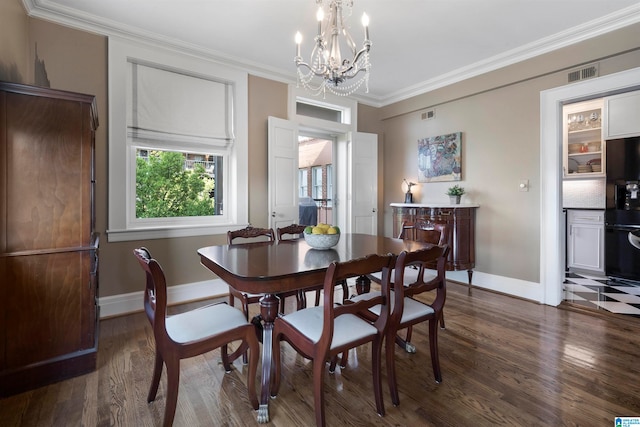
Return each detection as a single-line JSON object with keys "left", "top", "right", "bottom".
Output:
{"left": 136, "top": 150, "right": 216, "bottom": 218}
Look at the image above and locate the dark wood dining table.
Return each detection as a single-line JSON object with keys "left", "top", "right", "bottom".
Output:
{"left": 197, "top": 233, "right": 429, "bottom": 423}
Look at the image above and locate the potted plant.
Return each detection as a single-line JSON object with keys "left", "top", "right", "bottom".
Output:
{"left": 446, "top": 184, "right": 465, "bottom": 204}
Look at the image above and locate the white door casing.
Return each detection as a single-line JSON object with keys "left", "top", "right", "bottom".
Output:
{"left": 540, "top": 67, "right": 640, "bottom": 306}
{"left": 268, "top": 118, "right": 379, "bottom": 235}
{"left": 268, "top": 116, "right": 299, "bottom": 231}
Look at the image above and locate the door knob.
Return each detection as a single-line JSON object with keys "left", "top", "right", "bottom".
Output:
{"left": 271, "top": 211, "right": 276, "bottom": 218}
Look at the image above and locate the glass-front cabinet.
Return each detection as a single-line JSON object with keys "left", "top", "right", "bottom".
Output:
{"left": 563, "top": 99, "right": 605, "bottom": 179}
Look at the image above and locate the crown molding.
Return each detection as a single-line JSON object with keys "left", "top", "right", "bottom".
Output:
{"left": 361, "top": 3, "right": 640, "bottom": 107}
{"left": 22, "top": 0, "right": 640, "bottom": 108}
{"left": 21, "top": 0, "right": 295, "bottom": 85}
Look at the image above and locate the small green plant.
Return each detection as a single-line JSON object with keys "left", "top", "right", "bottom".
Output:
{"left": 446, "top": 184, "right": 465, "bottom": 196}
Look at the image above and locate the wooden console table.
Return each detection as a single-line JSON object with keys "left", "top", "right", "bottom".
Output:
{"left": 391, "top": 203, "right": 478, "bottom": 292}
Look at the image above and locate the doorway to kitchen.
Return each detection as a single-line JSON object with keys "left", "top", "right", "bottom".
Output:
{"left": 541, "top": 66, "right": 640, "bottom": 318}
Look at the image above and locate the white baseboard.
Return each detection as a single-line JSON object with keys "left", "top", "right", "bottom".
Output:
{"left": 99, "top": 272, "right": 547, "bottom": 319}
{"left": 98, "top": 278, "right": 230, "bottom": 319}
{"left": 446, "top": 270, "right": 545, "bottom": 304}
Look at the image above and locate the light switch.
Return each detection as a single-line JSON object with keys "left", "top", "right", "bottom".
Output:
{"left": 519, "top": 179, "right": 529, "bottom": 192}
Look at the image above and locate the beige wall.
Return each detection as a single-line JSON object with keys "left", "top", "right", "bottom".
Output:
{"left": 3, "top": 4, "right": 640, "bottom": 297}
{"left": 379, "top": 23, "right": 640, "bottom": 283}
{"left": 0, "top": 0, "right": 29, "bottom": 83}
{"left": 247, "top": 75, "right": 289, "bottom": 229}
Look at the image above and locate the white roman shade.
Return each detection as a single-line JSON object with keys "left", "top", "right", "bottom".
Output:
{"left": 127, "top": 62, "right": 234, "bottom": 147}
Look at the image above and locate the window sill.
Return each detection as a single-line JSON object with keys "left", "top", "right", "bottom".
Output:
{"left": 106, "top": 223, "right": 247, "bottom": 242}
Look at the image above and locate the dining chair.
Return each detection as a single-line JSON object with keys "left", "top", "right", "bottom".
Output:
{"left": 227, "top": 226, "right": 280, "bottom": 363}
{"left": 387, "top": 246, "right": 449, "bottom": 403}
{"left": 227, "top": 225, "right": 276, "bottom": 319}
{"left": 270, "top": 253, "right": 395, "bottom": 427}
{"left": 276, "top": 223, "right": 349, "bottom": 308}
{"left": 400, "top": 220, "right": 449, "bottom": 329}
{"left": 276, "top": 224, "right": 311, "bottom": 310}
{"left": 133, "top": 247, "right": 259, "bottom": 427}
{"left": 350, "top": 245, "right": 449, "bottom": 406}
{"left": 370, "top": 219, "right": 450, "bottom": 330}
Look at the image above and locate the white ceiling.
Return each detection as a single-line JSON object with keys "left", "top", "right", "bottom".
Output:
{"left": 23, "top": 0, "right": 640, "bottom": 106}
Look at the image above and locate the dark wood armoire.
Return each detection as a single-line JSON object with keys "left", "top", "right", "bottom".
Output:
{"left": 0, "top": 82, "right": 99, "bottom": 396}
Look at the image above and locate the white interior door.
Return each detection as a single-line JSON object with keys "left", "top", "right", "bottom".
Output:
{"left": 349, "top": 132, "right": 378, "bottom": 234}
{"left": 268, "top": 116, "right": 299, "bottom": 231}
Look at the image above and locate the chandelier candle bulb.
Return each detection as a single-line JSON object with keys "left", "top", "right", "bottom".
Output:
{"left": 317, "top": 7, "right": 323, "bottom": 36}
{"left": 295, "top": 32, "right": 302, "bottom": 57}
{"left": 362, "top": 13, "right": 369, "bottom": 40}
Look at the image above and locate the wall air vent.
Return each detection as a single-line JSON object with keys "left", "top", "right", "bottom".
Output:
{"left": 568, "top": 63, "right": 599, "bottom": 83}
{"left": 421, "top": 109, "right": 435, "bottom": 120}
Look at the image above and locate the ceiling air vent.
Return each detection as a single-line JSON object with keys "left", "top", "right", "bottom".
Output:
{"left": 568, "top": 63, "right": 599, "bottom": 83}
{"left": 421, "top": 109, "right": 435, "bottom": 121}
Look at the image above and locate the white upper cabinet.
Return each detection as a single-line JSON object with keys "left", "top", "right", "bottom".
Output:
{"left": 563, "top": 99, "right": 605, "bottom": 179}
{"left": 605, "top": 90, "right": 640, "bottom": 139}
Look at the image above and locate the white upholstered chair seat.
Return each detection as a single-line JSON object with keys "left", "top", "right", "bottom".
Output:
{"left": 279, "top": 305, "right": 378, "bottom": 349}
{"left": 166, "top": 303, "right": 249, "bottom": 344}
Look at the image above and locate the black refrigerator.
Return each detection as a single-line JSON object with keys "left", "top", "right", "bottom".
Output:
{"left": 605, "top": 136, "right": 640, "bottom": 281}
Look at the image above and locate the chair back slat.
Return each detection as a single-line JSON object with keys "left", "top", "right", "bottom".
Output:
{"left": 399, "top": 219, "right": 449, "bottom": 246}
{"left": 227, "top": 226, "right": 275, "bottom": 244}
{"left": 277, "top": 224, "right": 307, "bottom": 241}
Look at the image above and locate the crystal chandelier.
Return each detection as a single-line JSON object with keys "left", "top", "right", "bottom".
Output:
{"left": 295, "top": 0, "right": 371, "bottom": 97}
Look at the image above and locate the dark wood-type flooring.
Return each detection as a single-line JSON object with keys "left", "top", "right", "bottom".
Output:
{"left": 2, "top": 281, "right": 639, "bottom": 426}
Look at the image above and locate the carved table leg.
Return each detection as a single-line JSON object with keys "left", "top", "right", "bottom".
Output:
{"left": 257, "top": 294, "right": 279, "bottom": 423}
{"left": 355, "top": 275, "right": 371, "bottom": 295}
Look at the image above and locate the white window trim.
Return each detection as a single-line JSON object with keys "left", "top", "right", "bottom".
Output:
{"left": 107, "top": 37, "right": 248, "bottom": 242}
{"left": 299, "top": 169, "right": 308, "bottom": 197}
{"left": 312, "top": 166, "right": 323, "bottom": 200}
{"left": 288, "top": 86, "right": 357, "bottom": 133}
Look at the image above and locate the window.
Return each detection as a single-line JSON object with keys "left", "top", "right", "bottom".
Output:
{"left": 108, "top": 37, "right": 248, "bottom": 241}
{"left": 299, "top": 169, "right": 308, "bottom": 197}
{"left": 312, "top": 166, "right": 323, "bottom": 201}
{"left": 326, "top": 164, "right": 333, "bottom": 208}
{"left": 296, "top": 102, "right": 342, "bottom": 123}
{"left": 136, "top": 150, "right": 224, "bottom": 218}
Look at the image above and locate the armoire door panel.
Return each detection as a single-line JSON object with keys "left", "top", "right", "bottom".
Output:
{"left": 5, "top": 94, "right": 91, "bottom": 252}
{"left": 3, "top": 251, "right": 90, "bottom": 369}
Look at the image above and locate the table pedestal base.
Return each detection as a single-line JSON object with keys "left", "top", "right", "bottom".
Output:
{"left": 257, "top": 293, "right": 279, "bottom": 423}
{"left": 257, "top": 404, "right": 269, "bottom": 423}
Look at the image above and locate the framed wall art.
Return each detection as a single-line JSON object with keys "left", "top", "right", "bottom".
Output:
{"left": 417, "top": 131, "right": 462, "bottom": 182}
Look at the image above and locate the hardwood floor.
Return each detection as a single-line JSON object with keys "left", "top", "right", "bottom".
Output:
{"left": 2, "top": 281, "right": 639, "bottom": 426}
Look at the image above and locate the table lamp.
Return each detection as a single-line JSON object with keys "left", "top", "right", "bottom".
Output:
{"left": 403, "top": 179, "right": 416, "bottom": 203}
